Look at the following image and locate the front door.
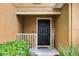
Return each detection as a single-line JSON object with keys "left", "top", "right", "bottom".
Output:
{"left": 38, "top": 20, "right": 50, "bottom": 46}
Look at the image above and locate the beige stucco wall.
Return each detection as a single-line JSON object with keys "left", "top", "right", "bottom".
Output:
{"left": 72, "top": 4, "right": 79, "bottom": 46}
{"left": 0, "top": 3, "right": 70, "bottom": 49}
{"left": 0, "top": 4, "right": 21, "bottom": 43}
{"left": 55, "top": 4, "right": 69, "bottom": 49}
{"left": 24, "top": 15, "right": 54, "bottom": 33}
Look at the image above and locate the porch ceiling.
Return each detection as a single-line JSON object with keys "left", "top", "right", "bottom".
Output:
{"left": 13, "top": 3, "right": 54, "bottom": 8}
{"left": 13, "top": 3, "right": 64, "bottom": 8}
{"left": 14, "top": 3, "right": 63, "bottom": 15}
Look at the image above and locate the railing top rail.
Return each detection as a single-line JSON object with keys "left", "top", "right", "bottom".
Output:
{"left": 16, "top": 33, "right": 37, "bottom": 35}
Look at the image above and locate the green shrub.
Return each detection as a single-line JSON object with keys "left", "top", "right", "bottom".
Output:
{"left": 0, "top": 40, "right": 30, "bottom": 56}
{"left": 59, "top": 46, "right": 79, "bottom": 56}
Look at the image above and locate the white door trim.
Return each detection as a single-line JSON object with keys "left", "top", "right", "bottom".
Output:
{"left": 36, "top": 17, "right": 53, "bottom": 48}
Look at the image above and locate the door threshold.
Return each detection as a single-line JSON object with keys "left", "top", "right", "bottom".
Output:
{"left": 38, "top": 45, "right": 50, "bottom": 48}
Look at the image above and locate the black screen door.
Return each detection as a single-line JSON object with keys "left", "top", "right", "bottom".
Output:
{"left": 38, "top": 20, "right": 50, "bottom": 45}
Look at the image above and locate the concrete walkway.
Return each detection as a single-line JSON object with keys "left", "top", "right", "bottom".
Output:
{"left": 29, "top": 47, "right": 59, "bottom": 56}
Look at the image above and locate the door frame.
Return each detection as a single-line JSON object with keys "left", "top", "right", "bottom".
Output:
{"left": 36, "top": 17, "right": 53, "bottom": 48}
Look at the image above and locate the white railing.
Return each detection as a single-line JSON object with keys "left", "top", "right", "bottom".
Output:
{"left": 16, "top": 33, "right": 37, "bottom": 49}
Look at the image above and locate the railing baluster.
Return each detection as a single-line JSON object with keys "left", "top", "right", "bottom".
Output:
{"left": 16, "top": 33, "right": 37, "bottom": 49}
